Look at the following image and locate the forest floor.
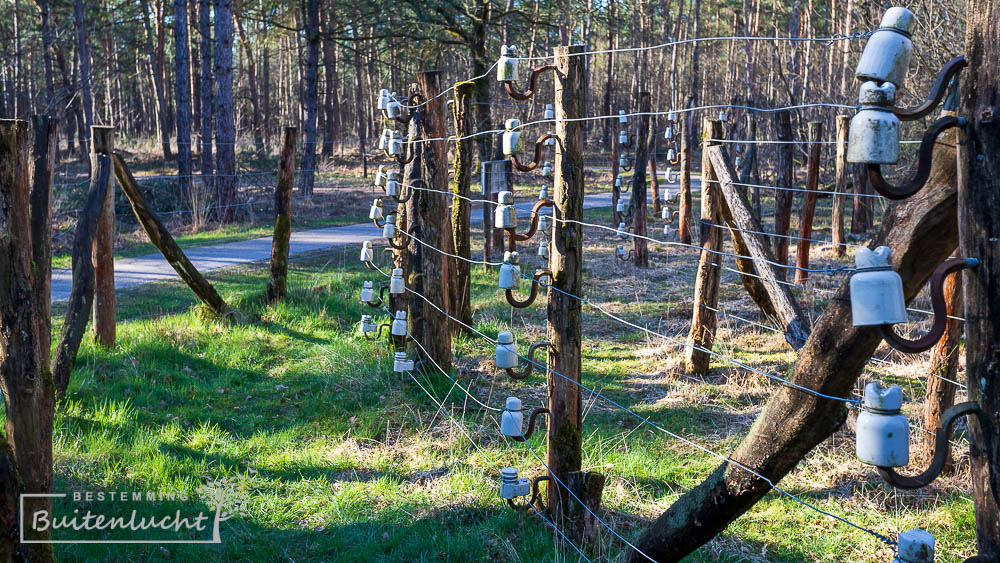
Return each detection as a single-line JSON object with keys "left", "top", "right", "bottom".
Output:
{"left": 46, "top": 153, "right": 977, "bottom": 561}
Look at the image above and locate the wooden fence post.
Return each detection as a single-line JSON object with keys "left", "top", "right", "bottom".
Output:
{"left": 649, "top": 134, "right": 662, "bottom": 218}
{"left": 0, "top": 119, "right": 56, "bottom": 556}
{"left": 831, "top": 115, "right": 849, "bottom": 257}
{"left": 92, "top": 125, "right": 116, "bottom": 347}
{"left": 266, "top": 126, "right": 296, "bottom": 302}
{"left": 677, "top": 117, "right": 693, "bottom": 244}
{"left": 957, "top": 4, "right": 1000, "bottom": 549}
{"left": 396, "top": 89, "right": 421, "bottom": 314}
{"left": 450, "top": 81, "right": 475, "bottom": 330}
{"left": 630, "top": 92, "right": 651, "bottom": 267}
{"left": 31, "top": 115, "right": 57, "bottom": 361}
{"left": 794, "top": 121, "right": 823, "bottom": 284}
{"left": 611, "top": 124, "right": 621, "bottom": 225}
{"left": 684, "top": 118, "right": 724, "bottom": 375}
{"left": 414, "top": 70, "right": 452, "bottom": 371}
{"left": 547, "top": 44, "right": 605, "bottom": 543}
{"left": 851, "top": 163, "right": 872, "bottom": 234}
{"left": 772, "top": 111, "right": 793, "bottom": 272}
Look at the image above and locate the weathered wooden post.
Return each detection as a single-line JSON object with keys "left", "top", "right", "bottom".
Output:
{"left": 450, "top": 81, "right": 475, "bottom": 329}
{"left": 794, "top": 121, "right": 823, "bottom": 284}
{"left": 629, "top": 92, "right": 651, "bottom": 267}
{"left": 92, "top": 125, "right": 116, "bottom": 347}
{"left": 31, "top": 115, "right": 57, "bottom": 360}
{"left": 851, "top": 163, "right": 872, "bottom": 234}
{"left": 684, "top": 118, "right": 724, "bottom": 375}
{"left": 266, "top": 126, "right": 296, "bottom": 302}
{"left": 649, "top": 134, "right": 662, "bottom": 217}
{"left": 677, "top": 117, "right": 693, "bottom": 244}
{"left": 414, "top": 70, "right": 452, "bottom": 371}
{"left": 0, "top": 119, "right": 56, "bottom": 557}
{"left": 958, "top": 2, "right": 1000, "bottom": 549}
{"left": 772, "top": 111, "right": 793, "bottom": 272}
{"left": 831, "top": 115, "right": 849, "bottom": 257}
{"left": 547, "top": 44, "right": 605, "bottom": 542}
{"left": 399, "top": 87, "right": 421, "bottom": 315}
{"left": 611, "top": 121, "right": 621, "bottom": 225}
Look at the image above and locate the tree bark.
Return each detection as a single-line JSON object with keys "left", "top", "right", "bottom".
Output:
{"left": 113, "top": 153, "right": 234, "bottom": 319}
{"left": 772, "top": 110, "right": 793, "bottom": 272}
{"left": 139, "top": 0, "right": 173, "bottom": 160}
{"left": 73, "top": 0, "right": 93, "bottom": 156}
{"left": 30, "top": 116, "right": 56, "bottom": 362}
{"left": 630, "top": 120, "right": 963, "bottom": 563}
{"left": 174, "top": 0, "right": 194, "bottom": 199}
{"left": 213, "top": 0, "right": 237, "bottom": 221}
{"left": 793, "top": 121, "right": 822, "bottom": 284}
{"left": 299, "top": 0, "right": 320, "bottom": 197}
{"left": 958, "top": 1, "right": 1000, "bottom": 553}
{"left": 0, "top": 118, "right": 56, "bottom": 560}
{"left": 450, "top": 81, "right": 474, "bottom": 330}
{"left": 629, "top": 92, "right": 651, "bottom": 267}
{"left": 413, "top": 70, "right": 452, "bottom": 370}
{"left": 266, "top": 127, "right": 296, "bottom": 302}
{"left": 198, "top": 0, "right": 213, "bottom": 191}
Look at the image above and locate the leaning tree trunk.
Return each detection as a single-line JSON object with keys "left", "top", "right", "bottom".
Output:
{"left": 629, "top": 122, "right": 962, "bottom": 563}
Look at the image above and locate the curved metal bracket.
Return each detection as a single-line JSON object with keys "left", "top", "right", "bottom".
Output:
{"left": 877, "top": 401, "right": 999, "bottom": 507}
{"left": 392, "top": 179, "right": 418, "bottom": 204}
{"left": 394, "top": 139, "right": 416, "bottom": 165}
{"left": 503, "top": 340, "right": 551, "bottom": 380}
{"left": 894, "top": 56, "right": 967, "bottom": 121}
{"left": 386, "top": 229, "right": 407, "bottom": 250}
{"left": 620, "top": 133, "right": 636, "bottom": 150}
{"left": 505, "top": 269, "right": 552, "bottom": 309}
{"left": 502, "top": 65, "right": 557, "bottom": 101}
{"left": 364, "top": 322, "right": 392, "bottom": 341}
{"left": 621, "top": 157, "right": 634, "bottom": 172}
{"left": 664, "top": 210, "right": 680, "bottom": 224}
{"left": 879, "top": 257, "right": 978, "bottom": 353}
{"left": 508, "top": 408, "right": 550, "bottom": 442}
{"left": 505, "top": 475, "right": 550, "bottom": 511}
{"left": 365, "top": 285, "right": 390, "bottom": 309}
{"left": 867, "top": 116, "right": 966, "bottom": 200}
{"left": 616, "top": 248, "right": 635, "bottom": 262}
{"left": 505, "top": 199, "right": 556, "bottom": 246}
{"left": 509, "top": 134, "right": 556, "bottom": 172}
{"left": 667, "top": 154, "right": 681, "bottom": 166}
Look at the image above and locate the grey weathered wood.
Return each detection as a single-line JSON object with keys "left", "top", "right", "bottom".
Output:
{"left": 677, "top": 117, "right": 692, "bottom": 244}
{"left": 30, "top": 115, "right": 56, "bottom": 363}
{"left": 629, "top": 92, "right": 651, "bottom": 267}
{"left": 772, "top": 110, "right": 793, "bottom": 272}
{"left": 957, "top": 1, "right": 1000, "bottom": 549}
{"left": 685, "top": 118, "right": 723, "bottom": 375}
{"left": 450, "top": 81, "right": 475, "bottom": 329}
{"left": 113, "top": 153, "right": 234, "bottom": 319}
{"left": 709, "top": 145, "right": 810, "bottom": 349}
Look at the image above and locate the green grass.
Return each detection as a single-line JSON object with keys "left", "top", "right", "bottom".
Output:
{"left": 45, "top": 203, "right": 976, "bottom": 562}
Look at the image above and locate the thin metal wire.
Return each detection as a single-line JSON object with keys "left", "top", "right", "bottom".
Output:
{"left": 699, "top": 219, "right": 863, "bottom": 248}
{"left": 391, "top": 62, "right": 500, "bottom": 110}
{"left": 514, "top": 31, "right": 876, "bottom": 61}
{"left": 707, "top": 178, "right": 885, "bottom": 199}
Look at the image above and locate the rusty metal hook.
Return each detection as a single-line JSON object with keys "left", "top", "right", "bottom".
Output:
{"left": 504, "top": 200, "right": 556, "bottom": 248}
{"left": 620, "top": 133, "right": 636, "bottom": 149}
{"left": 509, "top": 134, "right": 556, "bottom": 172}
{"left": 505, "top": 269, "right": 552, "bottom": 309}
{"left": 621, "top": 156, "right": 634, "bottom": 172}
{"left": 364, "top": 321, "right": 392, "bottom": 341}
{"left": 502, "top": 65, "right": 557, "bottom": 101}
{"left": 504, "top": 340, "right": 551, "bottom": 380}
{"left": 879, "top": 257, "right": 978, "bottom": 353}
{"left": 877, "top": 401, "right": 999, "bottom": 507}
{"left": 394, "top": 138, "right": 417, "bottom": 165}
{"left": 506, "top": 475, "right": 550, "bottom": 511}
{"left": 392, "top": 178, "right": 418, "bottom": 204}
{"left": 364, "top": 285, "right": 391, "bottom": 309}
{"left": 867, "top": 116, "right": 966, "bottom": 200}
{"left": 893, "top": 56, "right": 967, "bottom": 121}
{"left": 508, "top": 408, "right": 550, "bottom": 442}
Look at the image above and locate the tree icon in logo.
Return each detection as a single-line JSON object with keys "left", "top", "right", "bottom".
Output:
{"left": 197, "top": 475, "right": 249, "bottom": 542}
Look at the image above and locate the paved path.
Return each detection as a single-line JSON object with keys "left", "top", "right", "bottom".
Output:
{"left": 50, "top": 178, "right": 701, "bottom": 302}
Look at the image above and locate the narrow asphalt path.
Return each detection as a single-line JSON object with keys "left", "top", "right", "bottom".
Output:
{"left": 51, "top": 178, "right": 700, "bottom": 302}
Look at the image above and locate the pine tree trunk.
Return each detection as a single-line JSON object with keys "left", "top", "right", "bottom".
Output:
{"left": 300, "top": 0, "right": 319, "bottom": 197}
{"left": 174, "top": 0, "right": 194, "bottom": 199}
{"left": 213, "top": 0, "right": 237, "bottom": 221}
